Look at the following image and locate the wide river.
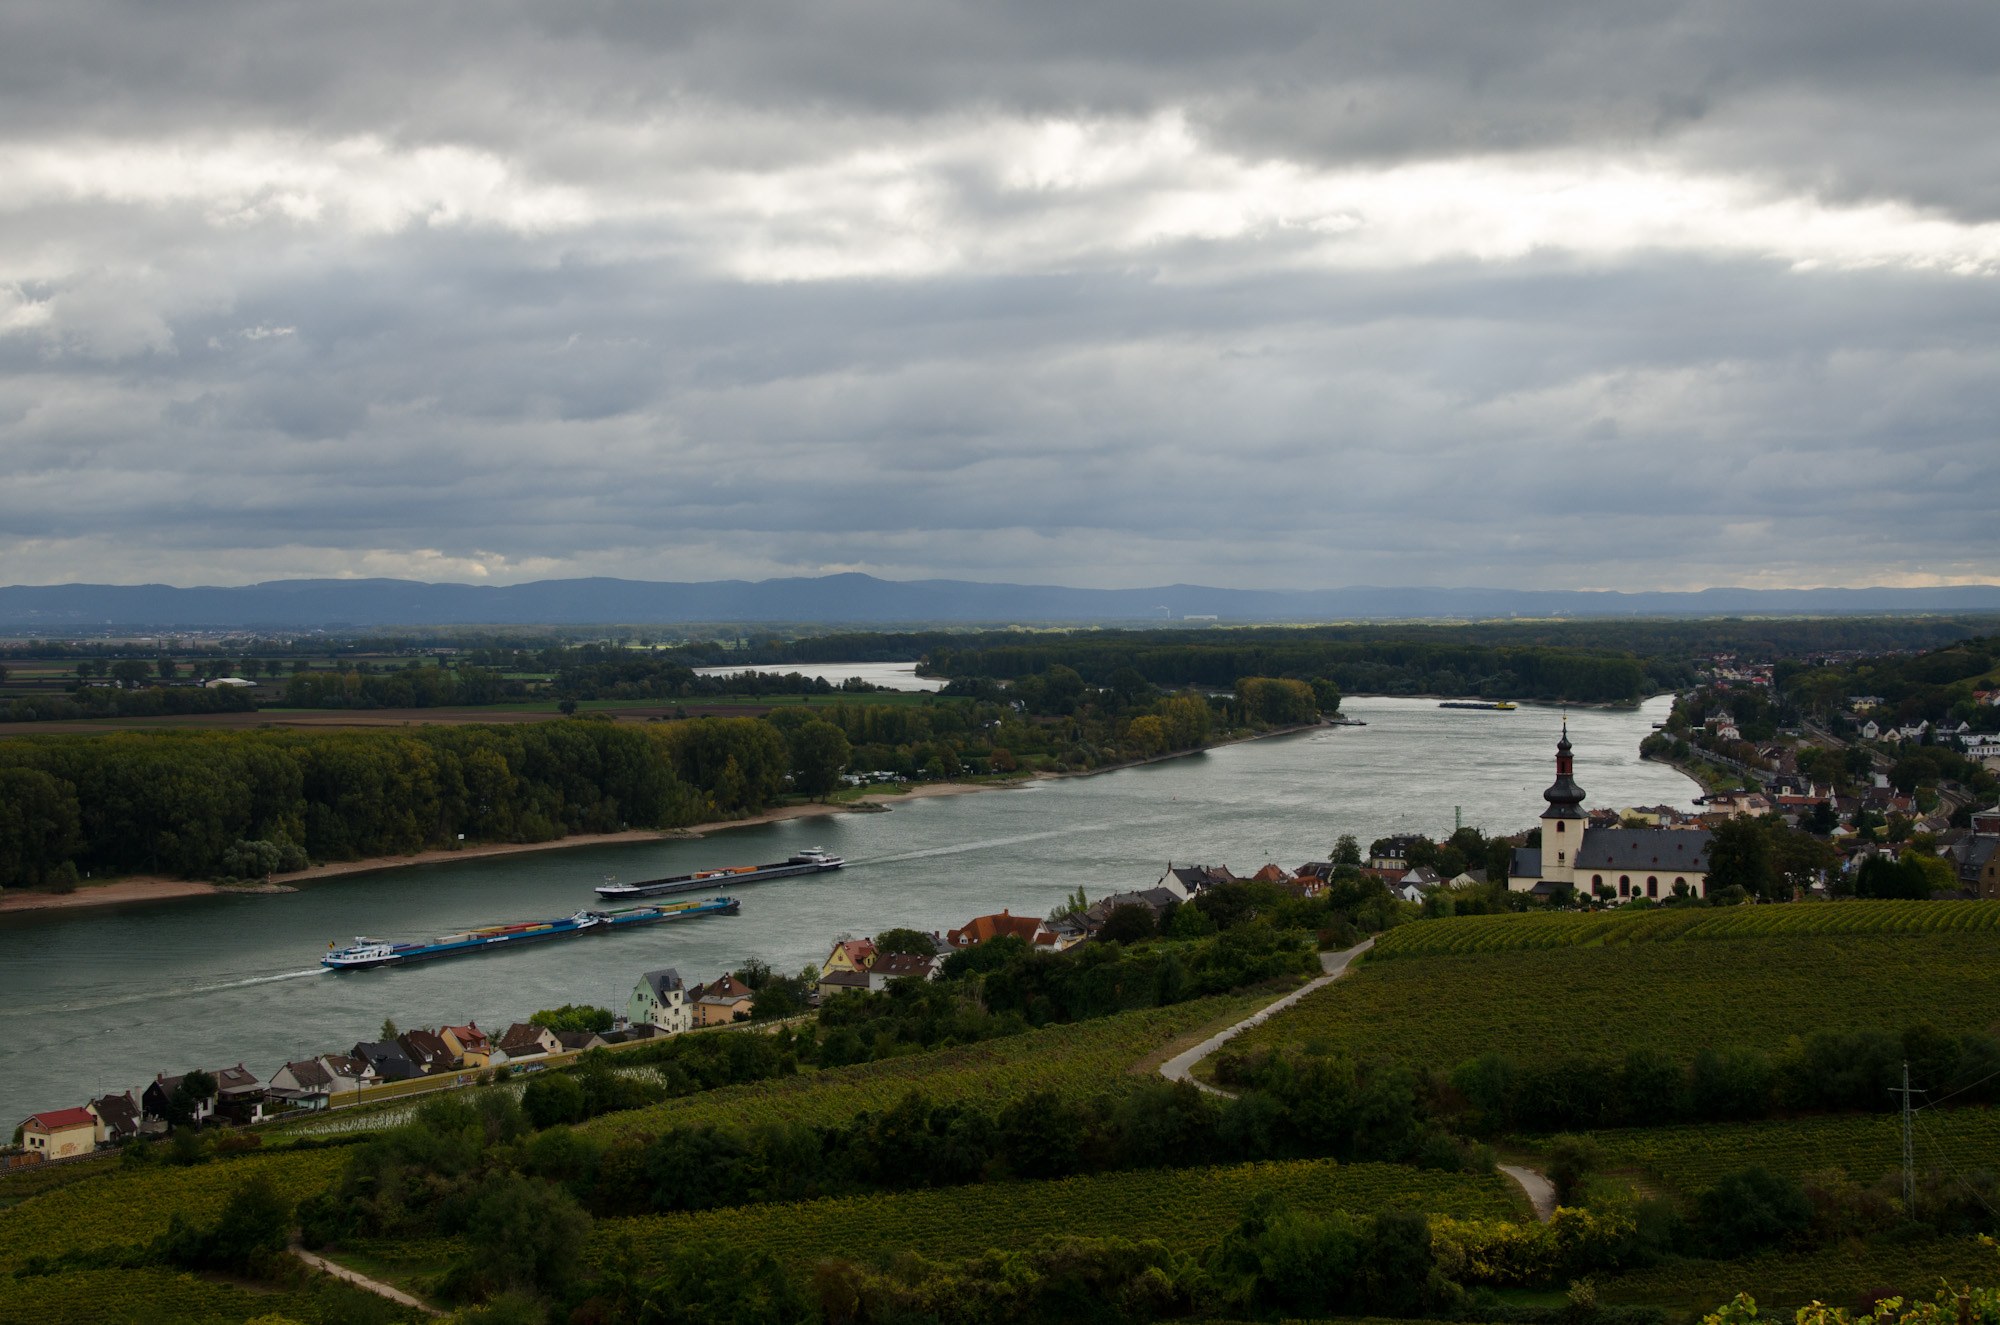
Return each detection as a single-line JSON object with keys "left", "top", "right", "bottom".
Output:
{"left": 0, "top": 694, "right": 1691, "bottom": 1125}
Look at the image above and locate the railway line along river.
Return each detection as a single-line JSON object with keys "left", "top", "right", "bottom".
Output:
{"left": 0, "top": 694, "right": 1693, "bottom": 1126}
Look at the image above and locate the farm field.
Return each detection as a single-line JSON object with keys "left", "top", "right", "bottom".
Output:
{"left": 1589, "top": 1108, "right": 2000, "bottom": 1195}
{"left": 1596, "top": 1237, "right": 2000, "bottom": 1314}
{"left": 584, "top": 986, "right": 1284, "bottom": 1142}
{"left": 1220, "top": 919, "right": 2000, "bottom": 1071}
{"left": 0, "top": 1149, "right": 349, "bottom": 1272}
{"left": 586, "top": 1159, "right": 1526, "bottom": 1275}
{"left": 1369, "top": 902, "right": 2000, "bottom": 957}
{"left": 0, "top": 1265, "right": 430, "bottom": 1325}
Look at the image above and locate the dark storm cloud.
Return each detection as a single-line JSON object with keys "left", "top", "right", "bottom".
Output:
{"left": 0, "top": 0, "right": 1996, "bottom": 589}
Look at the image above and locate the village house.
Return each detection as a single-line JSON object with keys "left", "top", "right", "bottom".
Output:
{"left": 556, "top": 1030, "right": 611, "bottom": 1053}
{"left": 497, "top": 1023, "right": 562, "bottom": 1062}
{"left": 1367, "top": 836, "right": 1427, "bottom": 870}
{"left": 946, "top": 909, "right": 1058, "bottom": 949}
{"left": 86, "top": 1093, "right": 143, "bottom": 1145}
{"left": 316, "top": 1054, "right": 377, "bottom": 1097}
{"left": 212, "top": 1064, "right": 268, "bottom": 1125}
{"left": 19, "top": 1108, "right": 97, "bottom": 1161}
{"left": 265, "top": 1061, "right": 335, "bottom": 1112}
{"left": 439, "top": 1024, "right": 491, "bottom": 1068}
{"left": 822, "top": 939, "right": 877, "bottom": 976}
{"left": 1161, "top": 864, "right": 1236, "bottom": 896}
{"left": 693, "top": 975, "right": 756, "bottom": 1026}
{"left": 816, "top": 969, "right": 873, "bottom": 998}
{"left": 627, "top": 968, "right": 693, "bottom": 1034}
{"left": 1084, "top": 887, "right": 1181, "bottom": 932}
{"left": 351, "top": 1039, "right": 421, "bottom": 1081}
{"left": 397, "top": 1030, "right": 456, "bottom": 1075}
{"left": 141, "top": 1073, "right": 216, "bottom": 1126}
{"left": 867, "top": 952, "right": 940, "bottom": 990}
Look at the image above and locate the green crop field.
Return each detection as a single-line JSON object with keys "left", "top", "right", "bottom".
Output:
{"left": 0, "top": 1266, "right": 394, "bottom": 1325}
{"left": 585, "top": 986, "right": 1282, "bottom": 1142}
{"left": 1588, "top": 1108, "right": 2000, "bottom": 1196}
{"left": 588, "top": 1159, "right": 1525, "bottom": 1275}
{"left": 0, "top": 1150, "right": 348, "bottom": 1272}
{"left": 1369, "top": 902, "right": 2000, "bottom": 959}
{"left": 1220, "top": 923, "right": 2000, "bottom": 1072}
{"left": 1597, "top": 1237, "right": 2000, "bottom": 1313}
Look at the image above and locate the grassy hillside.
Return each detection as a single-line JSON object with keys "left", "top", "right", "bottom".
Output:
{"left": 1223, "top": 907, "right": 2000, "bottom": 1071}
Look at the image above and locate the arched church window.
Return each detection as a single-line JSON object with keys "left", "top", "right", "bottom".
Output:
{"left": 1592, "top": 874, "right": 1602, "bottom": 887}
{"left": 1556, "top": 821, "right": 1566, "bottom": 833}
{"left": 1619, "top": 875, "right": 1630, "bottom": 889}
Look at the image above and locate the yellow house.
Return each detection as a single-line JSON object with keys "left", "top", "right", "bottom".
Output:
{"left": 21, "top": 1108, "right": 97, "bottom": 1161}
{"left": 822, "top": 939, "right": 876, "bottom": 976}
{"left": 693, "top": 975, "right": 756, "bottom": 1026}
{"left": 440, "top": 1023, "right": 492, "bottom": 1068}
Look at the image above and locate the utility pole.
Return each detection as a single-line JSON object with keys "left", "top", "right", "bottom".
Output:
{"left": 1891, "top": 1059, "right": 1917, "bottom": 1210}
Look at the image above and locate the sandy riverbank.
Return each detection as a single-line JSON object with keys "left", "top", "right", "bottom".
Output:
{"left": 0, "top": 723, "right": 1329, "bottom": 916}
{"left": 0, "top": 782, "right": 1024, "bottom": 915}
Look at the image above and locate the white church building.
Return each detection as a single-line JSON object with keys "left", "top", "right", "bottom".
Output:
{"left": 1507, "top": 724, "right": 1714, "bottom": 901}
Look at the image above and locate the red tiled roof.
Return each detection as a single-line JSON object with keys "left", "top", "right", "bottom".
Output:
{"left": 947, "top": 910, "right": 1047, "bottom": 947}
{"left": 27, "top": 1107, "right": 96, "bottom": 1131}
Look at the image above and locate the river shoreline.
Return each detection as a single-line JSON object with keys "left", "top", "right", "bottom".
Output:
{"left": 0, "top": 723, "right": 1329, "bottom": 916}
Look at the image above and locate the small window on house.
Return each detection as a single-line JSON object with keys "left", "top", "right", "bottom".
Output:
{"left": 1557, "top": 821, "right": 1566, "bottom": 833}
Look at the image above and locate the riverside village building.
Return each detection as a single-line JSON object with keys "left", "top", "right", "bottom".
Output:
{"left": 1508, "top": 723, "right": 1714, "bottom": 901}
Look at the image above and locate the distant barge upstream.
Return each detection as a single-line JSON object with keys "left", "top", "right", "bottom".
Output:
{"left": 322, "top": 896, "right": 740, "bottom": 971}
{"left": 1438, "top": 701, "right": 1518, "bottom": 711}
{"left": 595, "top": 847, "right": 843, "bottom": 900}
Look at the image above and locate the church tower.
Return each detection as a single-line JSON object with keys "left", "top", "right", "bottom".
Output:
{"left": 1538, "top": 721, "right": 1587, "bottom": 886}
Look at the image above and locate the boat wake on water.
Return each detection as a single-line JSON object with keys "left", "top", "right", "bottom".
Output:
{"left": 5, "top": 967, "right": 328, "bottom": 1018}
{"left": 851, "top": 814, "right": 1179, "bottom": 868}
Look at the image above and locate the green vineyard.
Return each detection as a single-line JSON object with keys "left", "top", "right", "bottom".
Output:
{"left": 588, "top": 1159, "right": 1525, "bottom": 1274}
{"left": 1368, "top": 901, "right": 2000, "bottom": 959}
{"left": 1597, "top": 1237, "right": 2000, "bottom": 1313}
{"left": 585, "top": 986, "right": 1278, "bottom": 1142}
{"left": 1593, "top": 1108, "right": 2000, "bottom": 1195}
{"left": 0, "top": 1150, "right": 347, "bottom": 1272}
{"left": 1219, "top": 929, "right": 2000, "bottom": 1070}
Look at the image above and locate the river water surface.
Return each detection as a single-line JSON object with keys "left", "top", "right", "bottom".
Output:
{"left": 0, "top": 695, "right": 1691, "bottom": 1125}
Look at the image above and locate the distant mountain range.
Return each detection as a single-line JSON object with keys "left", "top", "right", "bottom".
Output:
{"left": 3, "top": 575, "right": 1999, "bottom": 630}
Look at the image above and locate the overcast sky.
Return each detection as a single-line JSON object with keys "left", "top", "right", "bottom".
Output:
{"left": 3, "top": 0, "right": 1997, "bottom": 592}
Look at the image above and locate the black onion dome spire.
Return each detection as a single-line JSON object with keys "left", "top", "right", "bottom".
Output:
{"left": 1542, "top": 720, "right": 1586, "bottom": 812}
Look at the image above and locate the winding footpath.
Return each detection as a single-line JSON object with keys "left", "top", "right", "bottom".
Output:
{"left": 1158, "top": 936, "right": 1557, "bottom": 1223}
{"left": 1159, "top": 938, "right": 1374, "bottom": 1096}
{"left": 293, "top": 1245, "right": 443, "bottom": 1316}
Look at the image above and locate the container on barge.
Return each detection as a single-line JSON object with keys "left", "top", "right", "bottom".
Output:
{"left": 596, "top": 847, "right": 842, "bottom": 899}
{"left": 322, "top": 895, "right": 739, "bottom": 970}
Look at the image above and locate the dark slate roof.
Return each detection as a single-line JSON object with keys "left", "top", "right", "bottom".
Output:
{"left": 351, "top": 1040, "right": 420, "bottom": 1079}
{"left": 1960, "top": 838, "right": 1999, "bottom": 882}
{"left": 1508, "top": 847, "right": 1542, "bottom": 878}
{"left": 90, "top": 1093, "right": 141, "bottom": 1138}
{"left": 640, "top": 967, "right": 684, "bottom": 998}
{"left": 1574, "top": 829, "right": 1714, "bottom": 873}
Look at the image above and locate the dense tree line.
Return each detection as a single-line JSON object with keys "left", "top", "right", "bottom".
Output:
{"left": 283, "top": 664, "right": 521, "bottom": 708}
{"left": 0, "top": 683, "right": 257, "bottom": 724}
{"left": 1436, "top": 1020, "right": 2000, "bottom": 1134}
{"left": 927, "top": 638, "right": 1654, "bottom": 705}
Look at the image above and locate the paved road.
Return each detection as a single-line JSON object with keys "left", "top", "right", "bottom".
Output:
{"left": 1159, "top": 938, "right": 1374, "bottom": 1096}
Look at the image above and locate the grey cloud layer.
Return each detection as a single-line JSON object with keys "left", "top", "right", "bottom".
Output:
{"left": 1, "top": 0, "right": 1996, "bottom": 589}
